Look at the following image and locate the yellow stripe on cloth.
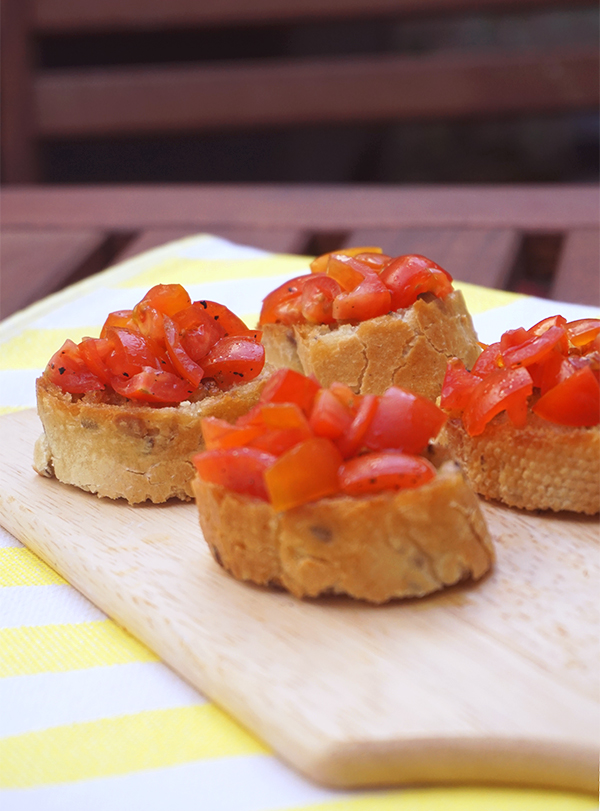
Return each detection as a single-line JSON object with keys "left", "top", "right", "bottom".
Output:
{"left": 0, "top": 327, "right": 101, "bottom": 370}
{"left": 0, "top": 704, "right": 268, "bottom": 788}
{"left": 453, "top": 281, "right": 522, "bottom": 315}
{"left": 0, "top": 621, "right": 158, "bottom": 677}
{"left": 0, "top": 547, "right": 67, "bottom": 586}
{"left": 118, "top": 254, "right": 311, "bottom": 288}
{"left": 283, "top": 786, "right": 596, "bottom": 811}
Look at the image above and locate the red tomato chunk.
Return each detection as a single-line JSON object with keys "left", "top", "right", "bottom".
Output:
{"left": 43, "top": 284, "right": 265, "bottom": 403}
{"left": 259, "top": 247, "right": 455, "bottom": 326}
{"left": 440, "top": 315, "right": 600, "bottom": 434}
{"left": 194, "top": 371, "right": 446, "bottom": 510}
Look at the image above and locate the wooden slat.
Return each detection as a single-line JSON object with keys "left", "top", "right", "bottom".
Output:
{"left": 35, "top": 48, "right": 599, "bottom": 137}
{"left": 116, "top": 227, "right": 310, "bottom": 264}
{"left": 0, "top": 0, "right": 38, "bottom": 183}
{"left": 552, "top": 228, "right": 600, "bottom": 307}
{"left": 343, "top": 227, "right": 520, "bottom": 289}
{"left": 2, "top": 185, "right": 598, "bottom": 231}
{"left": 0, "top": 229, "right": 106, "bottom": 318}
{"left": 33, "top": 0, "right": 591, "bottom": 32}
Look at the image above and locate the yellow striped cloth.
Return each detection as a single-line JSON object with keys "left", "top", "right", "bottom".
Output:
{"left": 0, "top": 234, "right": 597, "bottom": 810}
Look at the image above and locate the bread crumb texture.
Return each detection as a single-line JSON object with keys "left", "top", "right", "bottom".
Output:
{"left": 192, "top": 459, "right": 494, "bottom": 603}
{"left": 439, "top": 414, "right": 600, "bottom": 515}
{"left": 261, "top": 290, "right": 480, "bottom": 400}
{"left": 34, "top": 372, "right": 268, "bottom": 503}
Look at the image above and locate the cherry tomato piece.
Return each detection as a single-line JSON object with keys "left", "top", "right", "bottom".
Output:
{"left": 363, "top": 386, "right": 447, "bottom": 454}
{"left": 440, "top": 358, "right": 481, "bottom": 410}
{"left": 332, "top": 273, "right": 392, "bottom": 322}
{"left": 533, "top": 366, "right": 600, "bottom": 427}
{"left": 113, "top": 368, "right": 196, "bottom": 403}
{"left": 201, "top": 417, "right": 266, "bottom": 450}
{"left": 462, "top": 367, "right": 533, "bottom": 436}
{"left": 100, "top": 310, "right": 137, "bottom": 337}
{"left": 195, "top": 300, "right": 261, "bottom": 340}
{"left": 566, "top": 318, "right": 600, "bottom": 348}
{"left": 134, "top": 283, "right": 191, "bottom": 317}
{"left": 309, "top": 246, "right": 382, "bottom": 274}
{"left": 527, "top": 314, "right": 567, "bottom": 337}
{"left": 200, "top": 335, "right": 265, "bottom": 390}
{"left": 325, "top": 255, "right": 369, "bottom": 291}
{"left": 339, "top": 451, "right": 436, "bottom": 496}
{"left": 380, "top": 255, "right": 453, "bottom": 310}
{"left": 471, "top": 342, "right": 503, "bottom": 377}
{"left": 194, "top": 447, "right": 276, "bottom": 501}
{"left": 78, "top": 337, "right": 115, "bottom": 386}
{"left": 163, "top": 315, "right": 204, "bottom": 387}
{"left": 309, "top": 388, "right": 354, "bottom": 439}
{"left": 335, "top": 394, "right": 378, "bottom": 459}
{"left": 501, "top": 325, "right": 567, "bottom": 369}
{"left": 300, "top": 275, "right": 342, "bottom": 324}
{"left": 259, "top": 275, "right": 311, "bottom": 325}
{"left": 264, "top": 437, "right": 342, "bottom": 511}
{"left": 45, "top": 339, "right": 105, "bottom": 393}
{"left": 258, "top": 368, "right": 320, "bottom": 415}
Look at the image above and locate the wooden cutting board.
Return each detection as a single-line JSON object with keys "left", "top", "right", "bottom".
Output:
{"left": 0, "top": 409, "right": 598, "bottom": 792}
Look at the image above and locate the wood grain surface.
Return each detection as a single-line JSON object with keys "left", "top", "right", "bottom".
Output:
{"left": 0, "top": 409, "right": 598, "bottom": 792}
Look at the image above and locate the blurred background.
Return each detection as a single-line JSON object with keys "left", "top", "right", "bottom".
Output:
{"left": 2, "top": 0, "right": 599, "bottom": 186}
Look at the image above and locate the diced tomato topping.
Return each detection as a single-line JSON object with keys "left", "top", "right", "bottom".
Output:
{"left": 258, "top": 368, "right": 320, "bottom": 415}
{"left": 201, "top": 417, "right": 266, "bottom": 450}
{"left": 335, "top": 394, "right": 378, "bottom": 459}
{"left": 527, "top": 314, "right": 567, "bottom": 337}
{"left": 259, "top": 275, "right": 312, "bottom": 325}
{"left": 200, "top": 335, "right": 265, "bottom": 391}
{"left": 440, "top": 358, "right": 481, "bottom": 411}
{"left": 332, "top": 272, "right": 392, "bottom": 322}
{"left": 134, "top": 283, "right": 191, "bottom": 317}
{"left": 363, "top": 386, "right": 447, "bottom": 454}
{"left": 501, "top": 325, "right": 567, "bottom": 369}
{"left": 193, "top": 447, "right": 276, "bottom": 501}
{"left": 300, "top": 275, "right": 342, "bottom": 324}
{"left": 309, "top": 246, "right": 383, "bottom": 274}
{"left": 163, "top": 315, "right": 204, "bottom": 387}
{"left": 44, "top": 285, "right": 264, "bottom": 403}
{"left": 380, "top": 254, "right": 453, "bottom": 310}
{"left": 194, "top": 372, "right": 446, "bottom": 510}
{"left": 264, "top": 437, "right": 342, "bottom": 511}
{"left": 566, "top": 319, "right": 600, "bottom": 348}
{"left": 113, "top": 368, "right": 196, "bottom": 403}
{"left": 471, "top": 342, "right": 503, "bottom": 377}
{"left": 259, "top": 248, "right": 454, "bottom": 327}
{"left": 309, "top": 388, "right": 354, "bottom": 439}
{"left": 45, "top": 340, "right": 105, "bottom": 394}
{"left": 339, "top": 451, "right": 436, "bottom": 496}
{"left": 461, "top": 367, "right": 533, "bottom": 436}
{"left": 441, "top": 315, "right": 600, "bottom": 433}
{"left": 325, "top": 254, "right": 369, "bottom": 291}
{"left": 533, "top": 366, "right": 600, "bottom": 427}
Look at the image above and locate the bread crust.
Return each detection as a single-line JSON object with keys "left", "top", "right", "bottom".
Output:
{"left": 34, "top": 372, "right": 268, "bottom": 504}
{"left": 192, "top": 455, "right": 494, "bottom": 603}
{"left": 260, "top": 290, "right": 480, "bottom": 400}
{"left": 438, "top": 413, "right": 600, "bottom": 515}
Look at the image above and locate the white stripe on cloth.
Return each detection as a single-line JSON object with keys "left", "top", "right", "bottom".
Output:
{"left": 0, "top": 662, "right": 205, "bottom": 738}
{"left": 0, "top": 753, "right": 347, "bottom": 811}
{"left": 0, "top": 584, "right": 106, "bottom": 628}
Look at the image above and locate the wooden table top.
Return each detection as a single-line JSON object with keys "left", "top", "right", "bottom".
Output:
{"left": 1, "top": 183, "right": 598, "bottom": 320}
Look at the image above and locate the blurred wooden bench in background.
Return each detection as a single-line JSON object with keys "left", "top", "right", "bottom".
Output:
{"left": 2, "top": 0, "right": 599, "bottom": 182}
{"left": 1, "top": 184, "right": 598, "bottom": 319}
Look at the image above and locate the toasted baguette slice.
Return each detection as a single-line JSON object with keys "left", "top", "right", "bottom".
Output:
{"left": 261, "top": 290, "right": 479, "bottom": 401}
{"left": 34, "top": 371, "right": 268, "bottom": 504}
{"left": 192, "top": 452, "right": 494, "bottom": 603}
{"left": 439, "top": 413, "right": 600, "bottom": 515}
